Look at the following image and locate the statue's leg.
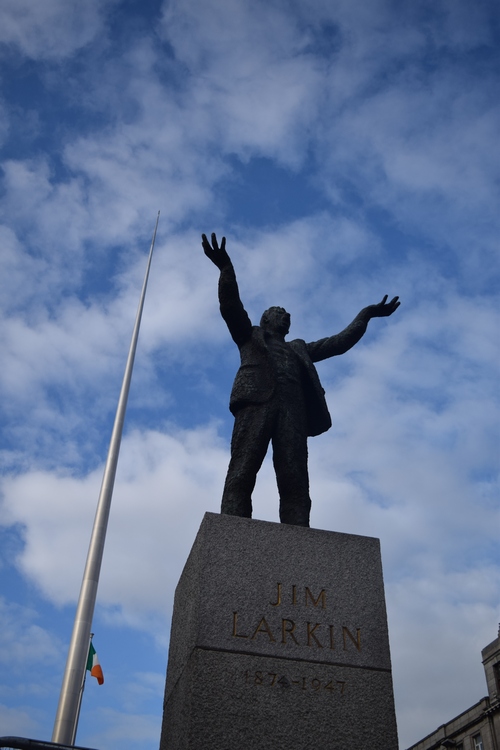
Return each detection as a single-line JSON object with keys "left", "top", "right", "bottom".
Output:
{"left": 272, "top": 400, "right": 311, "bottom": 527}
{"left": 221, "top": 403, "right": 275, "bottom": 518}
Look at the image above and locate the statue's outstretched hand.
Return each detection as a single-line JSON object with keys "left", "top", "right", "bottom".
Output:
{"left": 368, "top": 295, "right": 400, "bottom": 318}
{"left": 202, "top": 232, "right": 231, "bottom": 270}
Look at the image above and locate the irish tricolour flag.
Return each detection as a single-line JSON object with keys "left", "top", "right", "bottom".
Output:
{"left": 86, "top": 642, "right": 104, "bottom": 685}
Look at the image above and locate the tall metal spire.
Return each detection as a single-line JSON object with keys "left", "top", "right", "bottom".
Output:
{"left": 52, "top": 212, "right": 160, "bottom": 745}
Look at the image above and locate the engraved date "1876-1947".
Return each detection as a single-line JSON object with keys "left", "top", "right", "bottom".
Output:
{"left": 244, "top": 670, "right": 347, "bottom": 694}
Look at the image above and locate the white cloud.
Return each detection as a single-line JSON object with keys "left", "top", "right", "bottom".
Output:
{"left": 0, "top": 99, "right": 10, "bottom": 148}
{"left": 0, "top": 703, "right": 40, "bottom": 736}
{"left": 0, "top": 224, "right": 53, "bottom": 311}
{"left": 318, "top": 64, "right": 500, "bottom": 278}
{"left": 0, "top": 425, "right": 228, "bottom": 639}
{"left": 161, "top": 0, "right": 324, "bottom": 167}
{"left": 0, "top": 0, "right": 111, "bottom": 60}
{"left": 429, "top": 0, "right": 496, "bottom": 51}
{"left": 0, "top": 158, "right": 90, "bottom": 285}
{"left": 0, "top": 598, "right": 62, "bottom": 667}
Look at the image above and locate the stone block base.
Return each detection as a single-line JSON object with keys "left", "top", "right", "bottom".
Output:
{"left": 159, "top": 512, "right": 398, "bottom": 750}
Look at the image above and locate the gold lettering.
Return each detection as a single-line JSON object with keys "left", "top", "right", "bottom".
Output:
{"left": 270, "top": 582, "right": 282, "bottom": 607}
{"left": 281, "top": 619, "right": 299, "bottom": 645}
{"left": 329, "top": 624, "right": 335, "bottom": 650}
{"left": 305, "top": 588, "right": 326, "bottom": 609}
{"left": 307, "top": 622, "right": 323, "bottom": 648}
{"left": 342, "top": 626, "right": 361, "bottom": 651}
{"left": 251, "top": 617, "right": 276, "bottom": 642}
{"left": 292, "top": 584, "right": 297, "bottom": 605}
{"left": 232, "top": 611, "right": 249, "bottom": 639}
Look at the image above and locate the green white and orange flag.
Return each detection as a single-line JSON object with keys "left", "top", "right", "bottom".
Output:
{"left": 86, "top": 642, "right": 104, "bottom": 685}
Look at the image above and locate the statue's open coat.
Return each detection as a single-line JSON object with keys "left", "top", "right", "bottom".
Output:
{"left": 219, "top": 264, "right": 370, "bottom": 438}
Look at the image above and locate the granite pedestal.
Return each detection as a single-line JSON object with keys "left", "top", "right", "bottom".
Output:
{"left": 159, "top": 512, "right": 398, "bottom": 750}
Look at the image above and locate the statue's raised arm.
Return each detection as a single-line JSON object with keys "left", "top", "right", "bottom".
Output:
{"left": 202, "top": 232, "right": 252, "bottom": 348}
{"left": 306, "top": 294, "right": 400, "bottom": 362}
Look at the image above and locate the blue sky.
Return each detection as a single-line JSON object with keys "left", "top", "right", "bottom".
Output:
{"left": 0, "top": 0, "right": 499, "bottom": 748}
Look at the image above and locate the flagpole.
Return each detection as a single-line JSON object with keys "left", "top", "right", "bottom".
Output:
{"left": 52, "top": 212, "right": 160, "bottom": 745}
{"left": 70, "top": 633, "right": 92, "bottom": 747}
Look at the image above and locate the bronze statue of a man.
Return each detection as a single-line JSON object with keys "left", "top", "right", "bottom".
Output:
{"left": 202, "top": 232, "right": 400, "bottom": 527}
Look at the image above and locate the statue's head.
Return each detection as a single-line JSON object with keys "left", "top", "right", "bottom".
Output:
{"left": 260, "top": 306, "right": 291, "bottom": 337}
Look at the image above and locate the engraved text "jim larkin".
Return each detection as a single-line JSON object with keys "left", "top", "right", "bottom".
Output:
{"left": 231, "top": 583, "right": 361, "bottom": 651}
